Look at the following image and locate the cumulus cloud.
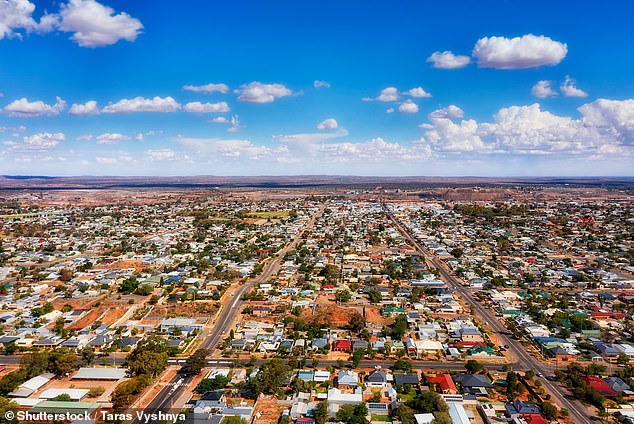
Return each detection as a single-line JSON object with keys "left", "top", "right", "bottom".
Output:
{"left": 317, "top": 118, "right": 338, "bottom": 130}
{"left": 0, "top": 0, "right": 36, "bottom": 39}
{"left": 236, "top": 82, "right": 293, "bottom": 103}
{"left": 531, "top": 80, "right": 557, "bottom": 99}
{"left": 56, "top": 0, "right": 142, "bottom": 47}
{"left": 561, "top": 75, "right": 588, "bottom": 98}
{"left": 4, "top": 132, "right": 65, "bottom": 151}
{"left": 314, "top": 80, "right": 331, "bottom": 89}
{"left": 102, "top": 96, "right": 180, "bottom": 113}
{"left": 579, "top": 98, "right": 634, "bottom": 140}
{"left": 210, "top": 116, "right": 229, "bottom": 124}
{"left": 69, "top": 100, "right": 100, "bottom": 115}
{"left": 419, "top": 100, "right": 634, "bottom": 157}
{"left": 404, "top": 87, "right": 432, "bottom": 98}
{"left": 398, "top": 100, "right": 419, "bottom": 114}
{"left": 427, "top": 51, "right": 471, "bottom": 69}
{"left": 182, "top": 83, "right": 229, "bottom": 94}
{"left": 96, "top": 133, "right": 130, "bottom": 144}
{"left": 472, "top": 34, "right": 568, "bottom": 69}
{"left": 183, "top": 101, "right": 230, "bottom": 113}
{"left": 2, "top": 97, "right": 66, "bottom": 117}
{"left": 427, "top": 105, "right": 464, "bottom": 120}
{"left": 376, "top": 87, "right": 399, "bottom": 102}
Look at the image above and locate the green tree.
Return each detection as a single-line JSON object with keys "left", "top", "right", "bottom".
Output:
{"left": 250, "top": 359, "right": 290, "bottom": 395}
{"left": 315, "top": 400, "right": 328, "bottom": 424}
{"left": 118, "top": 277, "right": 139, "bottom": 294}
{"left": 541, "top": 402, "right": 558, "bottom": 420}
{"left": 367, "top": 289, "right": 382, "bottom": 304}
{"left": 184, "top": 349, "right": 209, "bottom": 375}
{"left": 335, "top": 290, "right": 352, "bottom": 303}
{"left": 196, "top": 375, "right": 230, "bottom": 393}
{"left": 412, "top": 391, "right": 449, "bottom": 414}
{"left": 390, "top": 315, "right": 409, "bottom": 339}
{"left": 395, "top": 403, "right": 416, "bottom": 424}
{"left": 450, "top": 248, "right": 464, "bottom": 259}
{"left": 352, "top": 349, "right": 365, "bottom": 368}
{"left": 393, "top": 358, "right": 412, "bottom": 372}
{"left": 0, "top": 396, "right": 19, "bottom": 424}
{"left": 111, "top": 375, "right": 150, "bottom": 409}
{"left": 221, "top": 417, "right": 246, "bottom": 424}
{"left": 465, "top": 359, "right": 483, "bottom": 373}
{"left": 50, "top": 351, "right": 79, "bottom": 377}
{"left": 348, "top": 312, "right": 365, "bottom": 333}
{"left": 127, "top": 350, "right": 168, "bottom": 377}
{"left": 433, "top": 411, "right": 452, "bottom": 424}
{"left": 336, "top": 403, "right": 369, "bottom": 424}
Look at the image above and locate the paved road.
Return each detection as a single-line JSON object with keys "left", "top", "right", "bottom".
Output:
{"left": 384, "top": 203, "right": 594, "bottom": 423}
{"left": 139, "top": 205, "right": 326, "bottom": 418}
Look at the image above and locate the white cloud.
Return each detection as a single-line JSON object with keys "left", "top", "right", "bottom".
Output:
{"left": 273, "top": 128, "right": 349, "bottom": 146}
{"left": 177, "top": 137, "right": 273, "bottom": 160}
{"left": 472, "top": 34, "right": 568, "bottom": 69}
{"left": 560, "top": 75, "right": 588, "bottom": 98}
{"left": 76, "top": 134, "right": 93, "bottom": 141}
{"left": 2, "top": 97, "right": 66, "bottom": 117}
{"left": 146, "top": 149, "right": 177, "bottom": 161}
{"left": 579, "top": 98, "right": 634, "bottom": 140}
{"left": 404, "top": 87, "right": 432, "bottom": 98}
{"left": 236, "top": 82, "right": 293, "bottom": 103}
{"left": 57, "top": 0, "right": 143, "bottom": 47}
{"left": 210, "top": 117, "right": 229, "bottom": 124}
{"left": 317, "top": 118, "right": 338, "bottom": 130}
{"left": 427, "top": 51, "right": 471, "bottom": 69}
{"left": 386, "top": 107, "right": 395, "bottom": 114}
{"left": 419, "top": 100, "right": 634, "bottom": 157}
{"left": 102, "top": 96, "right": 180, "bottom": 113}
{"left": 182, "top": 83, "right": 229, "bottom": 94}
{"left": 134, "top": 133, "right": 144, "bottom": 141}
{"left": 398, "top": 100, "right": 419, "bottom": 114}
{"left": 4, "top": 132, "right": 65, "bottom": 151}
{"left": 531, "top": 80, "right": 557, "bottom": 99}
{"left": 95, "top": 153, "right": 133, "bottom": 164}
{"left": 313, "top": 137, "right": 431, "bottom": 163}
{"left": 227, "top": 115, "right": 242, "bottom": 132}
{"left": 376, "top": 87, "right": 399, "bottom": 102}
{"left": 314, "top": 80, "right": 331, "bottom": 89}
{"left": 183, "top": 101, "right": 230, "bottom": 113}
{"left": 0, "top": 0, "right": 36, "bottom": 40}
{"left": 420, "top": 117, "right": 487, "bottom": 152}
{"left": 427, "top": 105, "right": 464, "bottom": 120}
{"left": 96, "top": 133, "right": 130, "bottom": 144}
{"left": 69, "top": 100, "right": 99, "bottom": 115}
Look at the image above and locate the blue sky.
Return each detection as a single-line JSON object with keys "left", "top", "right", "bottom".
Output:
{"left": 0, "top": 0, "right": 633, "bottom": 176}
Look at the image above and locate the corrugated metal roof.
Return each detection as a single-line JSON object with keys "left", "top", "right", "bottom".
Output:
{"left": 72, "top": 367, "right": 127, "bottom": 380}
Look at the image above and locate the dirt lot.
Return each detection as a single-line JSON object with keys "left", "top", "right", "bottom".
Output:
{"left": 251, "top": 395, "right": 289, "bottom": 424}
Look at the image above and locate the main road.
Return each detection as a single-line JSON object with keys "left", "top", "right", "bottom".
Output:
{"left": 383, "top": 202, "right": 594, "bottom": 424}
{"left": 139, "top": 204, "right": 326, "bottom": 418}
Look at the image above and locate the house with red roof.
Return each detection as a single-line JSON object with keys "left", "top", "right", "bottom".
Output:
{"left": 583, "top": 376, "right": 617, "bottom": 397}
{"left": 332, "top": 339, "right": 351, "bottom": 352}
{"left": 427, "top": 374, "right": 458, "bottom": 394}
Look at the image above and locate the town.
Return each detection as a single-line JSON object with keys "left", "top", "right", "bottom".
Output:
{"left": 0, "top": 183, "right": 632, "bottom": 424}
